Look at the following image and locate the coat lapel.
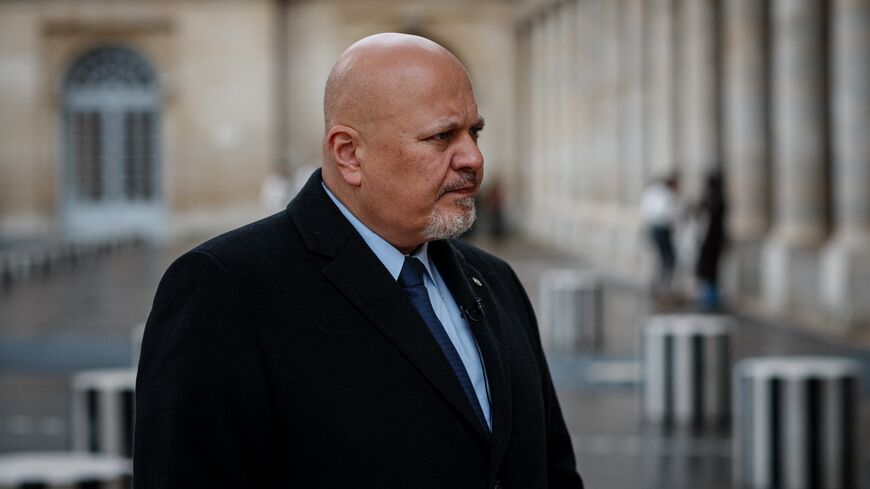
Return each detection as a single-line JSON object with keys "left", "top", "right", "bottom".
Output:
{"left": 429, "top": 240, "right": 514, "bottom": 473}
{"left": 287, "top": 170, "right": 492, "bottom": 443}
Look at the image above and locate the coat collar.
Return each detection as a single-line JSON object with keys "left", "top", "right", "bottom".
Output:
{"left": 287, "top": 169, "right": 513, "bottom": 460}
{"left": 285, "top": 169, "right": 356, "bottom": 259}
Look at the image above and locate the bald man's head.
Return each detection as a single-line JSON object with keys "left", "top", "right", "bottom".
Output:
{"left": 323, "top": 33, "right": 469, "bottom": 132}
{"left": 320, "top": 33, "right": 484, "bottom": 253}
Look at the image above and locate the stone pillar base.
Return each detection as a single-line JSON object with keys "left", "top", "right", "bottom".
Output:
{"left": 613, "top": 226, "right": 644, "bottom": 281}
{"left": 822, "top": 238, "right": 870, "bottom": 329}
{"left": 762, "top": 238, "right": 822, "bottom": 315}
{"left": 555, "top": 205, "right": 575, "bottom": 253}
{"left": 570, "top": 209, "right": 587, "bottom": 256}
{"left": 725, "top": 238, "right": 764, "bottom": 303}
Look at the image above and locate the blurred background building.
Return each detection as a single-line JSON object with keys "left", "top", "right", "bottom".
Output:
{"left": 2, "top": 0, "right": 867, "bottom": 337}
{"left": 0, "top": 0, "right": 517, "bottom": 240}
{"left": 516, "top": 0, "right": 870, "bottom": 338}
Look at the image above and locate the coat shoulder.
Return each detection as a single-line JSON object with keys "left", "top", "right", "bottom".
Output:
{"left": 196, "top": 211, "right": 295, "bottom": 256}
{"left": 175, "top": 210, "right": 304, "bottom": 275}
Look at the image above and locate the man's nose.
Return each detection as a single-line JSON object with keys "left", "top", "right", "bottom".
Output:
{"left": 451, "top": 132, "right": 484, "bottom": 171}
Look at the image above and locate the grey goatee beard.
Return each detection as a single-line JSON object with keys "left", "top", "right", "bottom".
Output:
{"left": 422, "top": 196, "right": 476, "bottom": 241}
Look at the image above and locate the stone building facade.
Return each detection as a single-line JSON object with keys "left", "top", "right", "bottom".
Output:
{"left": 515, "top": 0, "right": 870, "bottom": 332}
{"left": 0, "top": 0, "right": 516, "bottom": 241}
{"left": 0, "top": 0, "right": 277, "bottom": 239}
{"left": 0, "top": 0, "right": 868, "bottom": 332}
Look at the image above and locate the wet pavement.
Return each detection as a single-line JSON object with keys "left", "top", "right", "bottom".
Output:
{"left": 1, "top": 233, "right": 869, "bottom": 487}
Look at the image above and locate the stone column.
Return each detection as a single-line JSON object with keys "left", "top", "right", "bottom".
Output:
{"left": 763, "top": 0, "right": 828, "bottom": 312}
{"left": 572, "top": 0, "right": 594, "bottom": 251}
{"left": 564, "top": 0, "right": 580, "bottom": 207}
{"left": 529, "top": 16, "right": 546, "bottom": 237}
{"left": 587, "top": 0, "right": 604, "bottom": 206}
{"left": 601, "top": 2, "right": 625, "bottom": 204}
{"left": 557, "top": 1, "right": 576, "bottom": 250}
{"left": 621, "top": 0, "right": 646, "bottom": 275}
{"left": 587, "top": 0, "right": 611, "bottom": 263}
{"left": 544, "top": 8, "right": 561, "bottom": 244}
{"left": 622, "top": 0, "right": 645, "bottom": 207}
{"left": 822, "top": 0, "right": 870, "bottom": 329}
{"left": 645, "top": 0, "right": 677, "bottom": 178}
{"left": 515, "top": 23, "right": 533, "bottom": 234}
{"left": 570, "top": 0, "right": 583, "bottom": 206}
{"left": 601, "top": 0, "right": 621, "bottom": 206}
{"left": 598, "top": 0, "right": 623, "bottom": 265}
{"left": 723, "top": 0, "right": 770, "bottom": 298}
{"left": 678, "top": 0, "right": 720, "bottom": 203}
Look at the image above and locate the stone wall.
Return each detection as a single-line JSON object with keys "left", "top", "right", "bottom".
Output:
{"left": 515, "top": 0, "right": 870, "bottom": 333}
{"left": 0, "top": 0, "right": 516, "bottom": 241}
{"left": 0, "top": 0, "right": 276, "bottom": 240}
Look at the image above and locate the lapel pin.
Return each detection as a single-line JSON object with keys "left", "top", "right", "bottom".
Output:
{"left": 472, "top": 277, "right": 482, "bottom": 287}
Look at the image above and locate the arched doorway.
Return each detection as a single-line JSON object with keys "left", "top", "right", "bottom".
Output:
{"left": 62, "top": 45, "right": 164, "bottom": 238}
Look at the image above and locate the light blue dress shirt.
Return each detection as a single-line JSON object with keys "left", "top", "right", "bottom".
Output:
{"left": 322, "top": 183, "right": 492, "bottom": 429}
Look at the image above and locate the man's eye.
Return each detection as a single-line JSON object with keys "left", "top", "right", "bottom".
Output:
{"left": 470, "top": 126, "right": 483, "bottom": 139}
{"left": 431, "top": 131, "right": 452, "bottom": 141}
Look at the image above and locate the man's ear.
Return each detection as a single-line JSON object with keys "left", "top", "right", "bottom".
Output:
{"left": 326, "top": 125, "right": 363, "bottom": 187}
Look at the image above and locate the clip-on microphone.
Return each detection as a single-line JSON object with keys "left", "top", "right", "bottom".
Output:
{"left": 462, "top": 298, "right": 485, "bottom": 322}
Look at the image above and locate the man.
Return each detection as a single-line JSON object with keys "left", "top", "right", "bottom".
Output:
{"left": 135, "top": 33, "right": 584, "bottom": 489}
{"left": 640, "top": 174, "right": 681, "bottom": 303}
{"left": 695, "top": 170, "right": 726, "bottom": 311}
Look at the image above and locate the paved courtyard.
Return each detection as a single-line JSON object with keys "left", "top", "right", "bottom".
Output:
{"left": 1, "top": 234, "right": 869, "bottom": 487}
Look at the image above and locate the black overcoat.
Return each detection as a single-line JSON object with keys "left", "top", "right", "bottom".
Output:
{"left": 134, "top": 170, "right": 584, "bottom": 489}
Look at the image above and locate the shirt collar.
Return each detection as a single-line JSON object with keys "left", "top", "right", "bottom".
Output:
{"left": 322, "top": 182, "right": 435, "bottom": 282}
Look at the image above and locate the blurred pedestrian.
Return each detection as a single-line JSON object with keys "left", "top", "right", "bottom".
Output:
{"left": 694, "top": 170, "right": 727, "bottom": 312}
{"left": 640, "top": 174, "right": 681, "bottom": 302}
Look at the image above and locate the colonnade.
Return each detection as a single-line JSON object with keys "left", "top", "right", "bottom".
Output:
{"left": 517, "top": 0, "right": 870, "bottom": 330}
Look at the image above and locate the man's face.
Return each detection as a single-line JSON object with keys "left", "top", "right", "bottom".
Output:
{"left": 356, "top": 61, "right": 485, "bottom": 248}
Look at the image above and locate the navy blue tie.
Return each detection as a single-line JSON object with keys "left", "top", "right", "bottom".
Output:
{"left": 398, "top": 256, "right": 489, "bottom": 433}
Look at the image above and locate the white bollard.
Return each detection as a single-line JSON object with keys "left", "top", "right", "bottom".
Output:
{"left": 71, "top": 369, "right": 137, "bottom": 458}
{"left": 0, "top": 452, "right": 130, "bottom": 489}
{"left": 734, "top": 356, "right": 861, "bottom": 489}
{"left": 537, "top": 269, "right": 603, "bottom": 351}
{"left": 642, "top": 314, "right": 732, "bottom": 430}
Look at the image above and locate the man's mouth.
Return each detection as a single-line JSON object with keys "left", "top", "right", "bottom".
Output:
{"left": 439, "top": 175, "right": 479, "bottom": 198}
{"left": 447, "top": 185, "right": 475, "bottom": 195}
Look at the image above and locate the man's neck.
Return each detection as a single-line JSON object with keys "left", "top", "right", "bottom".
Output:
{"left": 321, "top": 179, "right": 423, "bottom": 254}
